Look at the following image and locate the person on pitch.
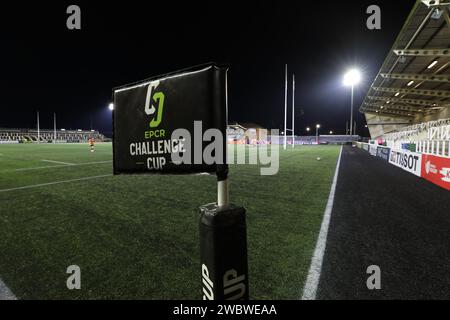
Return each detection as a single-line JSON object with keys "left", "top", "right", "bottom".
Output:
{"left": 89, "top": 137, "right": 95, "bottom": 153}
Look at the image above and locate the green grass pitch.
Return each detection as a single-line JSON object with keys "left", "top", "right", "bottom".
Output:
{"left": 0, "top": 143, "right": 340, "bottom": 299}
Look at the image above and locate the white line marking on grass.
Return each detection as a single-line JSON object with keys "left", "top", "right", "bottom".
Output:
{"left": 0, "top": 278, "right": 16, "bottom": 300}
{"left": 0, "top": 174, "right": 112, "bottom": 193}
{"left": 301, "top": 145, "right": 343, "bottom": 300}
{"left": 13, "top": 161, "right": 112, "bottom": 172}
{"left": 42, "top": 159, "right": 75, "bottom": 166}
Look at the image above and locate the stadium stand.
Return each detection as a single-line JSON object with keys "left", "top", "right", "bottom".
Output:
{"left": 228, "top": 123, "right": 269, "bottom": 145}
{"left": 360, "top": 0, "right": 450, "bottom": 140}
{"left": 0, "top": 128, "right": 105, "bottom": 144}
{"left": 358, "top": 0, "right": 450, "bottom": 190}
{"left": 227, "top": 124, "right": 247, "bottom": 144}
{"left": 381, "top": 118, "right": 450, "bottom": 157}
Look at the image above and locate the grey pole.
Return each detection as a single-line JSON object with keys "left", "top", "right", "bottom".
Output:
{"left": 316, "top": 126, "right": 319, "bottom": 144}
{"left": 350, "top": 85, "right": 354, "bottom": 139}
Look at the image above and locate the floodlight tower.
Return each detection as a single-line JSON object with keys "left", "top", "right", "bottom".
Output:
{"left": 316, "top": 124, "right": 321, "bottom": 144}
{"left": 343, "top": 69, "right": 361, "bottom": 138}
{"left": 54, "top": 113, "right": 57, "bottom": 143}
{"left": 37, "top": 111, "right": 40, "bottom": 144}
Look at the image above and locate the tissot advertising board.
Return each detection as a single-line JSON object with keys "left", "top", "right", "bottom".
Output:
{"left": 113, "top": 64, "right": 228, "bottom": 176}
{"left": 388, "top": 149, "right": 422, "bottom": 177}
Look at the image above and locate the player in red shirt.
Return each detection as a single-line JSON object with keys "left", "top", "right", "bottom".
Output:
{"left": 89, "top": 137, "right": 95, "bottom": 153}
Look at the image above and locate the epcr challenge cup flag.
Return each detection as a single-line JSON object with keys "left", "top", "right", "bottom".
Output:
{"left": 112, "top": 64, "right": 249, "bottom": 300}
{"left": 112, "top": 63, "right": 228, "bottom": 179}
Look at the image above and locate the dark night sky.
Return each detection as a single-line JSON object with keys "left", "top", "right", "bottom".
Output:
{"left": 0, "top": 0, "right": 417, "bottom": 136}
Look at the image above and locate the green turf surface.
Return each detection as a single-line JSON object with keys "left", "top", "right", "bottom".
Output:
{"left": 0, "top": 143, "right": 340, "bottom": 299}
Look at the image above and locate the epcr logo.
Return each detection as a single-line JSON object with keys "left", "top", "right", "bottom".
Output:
{"left": 144, "top": 81, "right": 165, "bottom": 128}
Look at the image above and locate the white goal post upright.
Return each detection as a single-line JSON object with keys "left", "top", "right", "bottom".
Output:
{"left": 292, "top": 74, "right": 295, "bottom": 149}
{"left": 284, "top": 64, "right": 288, "bottom": 150}
{"left": 283, "top": 65, "right": 296, "bottom": 150}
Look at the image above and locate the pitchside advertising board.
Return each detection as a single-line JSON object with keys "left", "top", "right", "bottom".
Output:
{"left": 369, "top": 144, "right": 377, "bottom": 156}
{"left": 113, "top": 64, "right": 228, "bottom": 178}
{"left": 422, "top": 154, "right": 450, "bottom": 191}
{"left": 376, "top": 146, "right": 390, "bottom": 162}
{"left": 389, "top": 149, "right": 422, "bottom": 177}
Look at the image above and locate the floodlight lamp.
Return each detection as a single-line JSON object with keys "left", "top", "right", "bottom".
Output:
{"left": 343, "top": 69, "right": 361, "bottom": 87}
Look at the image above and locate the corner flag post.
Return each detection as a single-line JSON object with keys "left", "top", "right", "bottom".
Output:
{"left": 200, "top": 71, "right": 248, "bottom": 300}
{"left": 200, "top": 179, "right": 249, "bottom": 300}
{"left": 218, "top": 75, "right": 230, "bottom": 208}
{"left": 112, "top": 64, "right": 248, "bottom": 301}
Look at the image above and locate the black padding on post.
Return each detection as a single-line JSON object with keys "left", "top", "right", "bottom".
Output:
{"left": 200, "top": 203, "right": 249, "bottom": 300}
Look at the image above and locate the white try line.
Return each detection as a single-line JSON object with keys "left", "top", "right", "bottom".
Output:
{"left": 301, "top": 145, "right": 343, "bottom": 300}
{"left": 0, "top": 174, "right": 112, "bottom": 193}
{"left": 42, "top": 159, "right": 75, "bottom": 166}
{"left": 0, "top": 278, "right": 16, "bottom": 300}
{"left": 13, "top": 160, "right": 112, "bottom": 172}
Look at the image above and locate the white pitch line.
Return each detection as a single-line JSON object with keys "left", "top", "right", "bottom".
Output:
{"left": 42, "top": 159, "right": 75, "bottom": 166}
{"left": 13, "top": 161, "right": 112, "bottom": 172}
{"left": 0, "top": 174, "right": 112, "bottom": 193}
{"left": 301, "top": 145, "right": 343, "bottom": 300}
{"left": 0, "top": 278, "right": 16, "bottom": 300}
